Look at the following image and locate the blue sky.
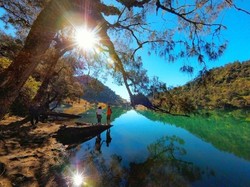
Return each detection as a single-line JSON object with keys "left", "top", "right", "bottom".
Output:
{"left": 1, "top": 2, "right": 250, "bottom": 101}
{"left": 105, "top": 2, "right": 250, "bottom": 100}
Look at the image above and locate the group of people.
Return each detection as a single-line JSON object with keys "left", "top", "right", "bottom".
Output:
{"left": 96, "top": 105, "right": 112, "bottom": 125}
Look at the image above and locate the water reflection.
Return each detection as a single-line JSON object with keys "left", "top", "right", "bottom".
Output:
{"left": 94, "top": 129, "right": 112, "bottom": 154}
{"left": 128, "top": 135, "right": 206, "bottom": 187}
{"left": 69, "top": 135, "right": 209, "bottom": 187}
{"left": 69, "top": 109, "right": 250, "bottom": 186}
{"left": 105, "top": 129, "right": 112, "bottom": 147}
{"left": 139, "top": 109, "right": 250, "bottom": 160}
{"left": 95, "top": 134, "right": 103, "bottom": 154}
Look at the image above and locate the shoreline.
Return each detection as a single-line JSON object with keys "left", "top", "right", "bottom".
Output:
{"left": 0, "top": 115, "right": 107, "bottom": 186}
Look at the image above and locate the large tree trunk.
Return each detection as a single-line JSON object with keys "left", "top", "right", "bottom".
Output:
{"left": 32, "top": 49, "right": 65, "bottom": 106}
{"left": 0, "top": 0, "right": 70, "bottom": 119}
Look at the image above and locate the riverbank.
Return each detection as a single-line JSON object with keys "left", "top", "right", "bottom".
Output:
{"left": 0, "top": 114, "right": 109, "bottom": 186}
{"left": 0, "top": 116, "right": 70, "bottom": 186}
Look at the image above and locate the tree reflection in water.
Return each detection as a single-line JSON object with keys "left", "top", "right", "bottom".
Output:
{"left": 139, "top": 109, "right": 250, "bottom": 160}
{"left": 128, "top": 136, "right": 203, "bottom": 187}
{"left": 67, "top": 134, "right": 213, "bottom": 187}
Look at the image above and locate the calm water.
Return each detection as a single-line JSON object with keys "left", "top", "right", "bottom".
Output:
{"left": 67, "top": 109, "right": 250, "bottom": 187}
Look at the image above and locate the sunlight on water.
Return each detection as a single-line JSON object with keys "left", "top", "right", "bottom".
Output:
{"left": 70, "top": 109, "right": 250, "bottom": 187}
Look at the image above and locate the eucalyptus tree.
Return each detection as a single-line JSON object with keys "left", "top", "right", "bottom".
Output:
{"left": 0, "top": 0, "right": 249, "bottom": 118}
{"left": 0, "top": 0, "right": 66, "bottom": 118}
{"left": 0, "top": 0, "right": 46, "bottom": 33}
{"left": 0, "top": 31, "right": 23, "bottom": 59}
{"left": 31, "top": 33, "right": 75, "bottom": 106}
{"left": 38, "top": 55, "right": 84, "bottom": 111}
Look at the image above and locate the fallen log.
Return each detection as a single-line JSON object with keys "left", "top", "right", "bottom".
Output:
{"left": 54, "top": 123, "right": 112, "bottom": 145}
{"left": 46, "top": 112, "right": 81, "bottom": 118}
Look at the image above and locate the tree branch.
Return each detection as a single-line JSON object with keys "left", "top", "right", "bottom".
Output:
{"left": 225, "top": 0, "right": 250, "bottom": 15}
{"left": 155, "top": 0, "right": 226, "bottom": 29}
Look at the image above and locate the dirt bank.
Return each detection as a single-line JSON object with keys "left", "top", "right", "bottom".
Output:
{"left": 0, "top": 115, "right": 104, "bottom": 187}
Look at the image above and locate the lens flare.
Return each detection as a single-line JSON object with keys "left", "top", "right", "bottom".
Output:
{"left": 72, "top": 171, "right": 84, "bottom": 186}
{"left": 74, "top": 27, "right": 100, "bottom": 50}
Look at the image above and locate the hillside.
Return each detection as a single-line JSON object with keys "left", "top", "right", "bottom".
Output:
{"left": 77, "top": 75, "right": 126, "bottom": 106}
{"left": 153, "top": 60, "right": 250, "bottom": 112}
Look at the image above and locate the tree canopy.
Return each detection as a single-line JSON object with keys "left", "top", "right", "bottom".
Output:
{"left": 152, "top": 60, "right": 250, "bottom": 112}
{"left": 0, "top": 0, "right": 249, "bottom": 118}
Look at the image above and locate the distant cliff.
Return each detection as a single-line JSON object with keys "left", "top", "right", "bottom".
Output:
{"left": 77, "top": 75, "right": 127, "bottom": 106}
{"left": 152, "top": 60, "right": 250, "bottom": 112}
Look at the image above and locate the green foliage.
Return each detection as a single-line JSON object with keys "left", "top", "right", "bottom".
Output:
{"left": 24, "top": 76, "right": 41, "bottom": 98}
{"left": 0, "top": 57, "right": 11, "bottom": 72}
{"left": 154, "top": 61, "right": 250, "bottom": 111}
{"left": 45, "top": 57, "right": 84, "bottom": 107}
{"left": 0, "top": 31, "right": 23, "bottom": 59}
{"left": 139, "top": 109, "right": 250, "bottom": 161}
{"left": 0, "top": 57, "right": 41, "bottom": 116}
{"left": 0, "top": 0, "right": 249, "bottom": 118}
{"left": 11, "top": 76, "right": 41, "bottom": 116}
{"left": 77, "top": 75, "right": 126, "bottom": 106}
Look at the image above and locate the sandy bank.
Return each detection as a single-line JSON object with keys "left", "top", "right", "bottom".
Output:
{"left": 0, "top": 115, "right": 107, "bottom": 187}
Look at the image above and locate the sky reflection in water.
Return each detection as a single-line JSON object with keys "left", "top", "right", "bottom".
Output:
{"left": 69, "top": 109, "right": 250, "bottom": 187}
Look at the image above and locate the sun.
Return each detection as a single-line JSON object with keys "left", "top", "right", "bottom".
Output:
{"left": 74, "top": 27, "right": 100, "bottom": 50}
{"left": 72, "top": 172, "right": 83, "bottom": 186}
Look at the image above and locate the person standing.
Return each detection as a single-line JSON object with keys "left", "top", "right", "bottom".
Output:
{"left": 106, "top": 105, "right": 112, "bottom": 125}
{"left": 29, "top": 104, "right": 39, "bottom": 126}
{"left": 96, "top": 106, "right": 103, "bottom": 125}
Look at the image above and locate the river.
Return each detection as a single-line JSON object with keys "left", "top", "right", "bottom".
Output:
{"left": 66, "top": 108, "right": 250, "bottom": 187}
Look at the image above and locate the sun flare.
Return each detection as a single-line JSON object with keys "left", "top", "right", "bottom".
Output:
{"left": 74, "top": 27, "right": 99, "bottom": 50}
{"left": 73, "top": 172, "right": 83, "bottom": 186}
